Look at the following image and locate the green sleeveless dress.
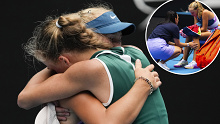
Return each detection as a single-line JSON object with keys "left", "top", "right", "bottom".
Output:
{"left": 90, "top": 46, "right": 168, "bottom": 124}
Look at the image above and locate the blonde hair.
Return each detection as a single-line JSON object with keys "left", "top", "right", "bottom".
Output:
{"left": 188, "top": 1, "right": 204, "bottom": 18}
{"left": 78, "top": 5, "right": 113, "bottom": 23}
{"left": 24, "top": 6, "right": 113, "bottom": 62}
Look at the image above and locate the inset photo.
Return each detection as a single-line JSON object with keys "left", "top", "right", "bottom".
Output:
{"left": 145, "top": 0, "right": 220, "bottom": 75}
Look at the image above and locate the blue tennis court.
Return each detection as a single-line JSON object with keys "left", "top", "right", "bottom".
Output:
{"left": 161, "top": 36, "right": 203, "bottom": 75}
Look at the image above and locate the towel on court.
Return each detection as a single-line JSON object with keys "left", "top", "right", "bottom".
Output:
{"left": 196, "top": 29, "right": 220, "bottom": 69}
{"left": 35, "top": 103, "right": 60, "bottom": 124}
{"left": 183, "top": 24, "right": 201, "bottom": 37}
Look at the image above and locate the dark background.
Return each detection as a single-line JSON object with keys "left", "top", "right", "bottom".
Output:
{"left": 1, "top": 0, "right": 219, "bottom": 123}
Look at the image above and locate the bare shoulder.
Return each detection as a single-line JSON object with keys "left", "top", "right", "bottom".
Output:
{"left": 203, "top": 9, "right": 213, "bottom": 16}
{"left": 66, "top": 59, "right": 104, "bottom": 74}
{"left": 63, "top": 59, "right": 106, "bottom": 86}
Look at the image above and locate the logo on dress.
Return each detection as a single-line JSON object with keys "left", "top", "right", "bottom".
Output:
{"left": 110, "top": 15, "right": 116, "bottom": 19}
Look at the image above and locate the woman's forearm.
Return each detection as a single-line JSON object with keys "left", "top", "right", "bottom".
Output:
{"left": 17, "top": 68, "right": 55, "bottom": 109}
{"left": 179, "top": 42, "right": 188, "bottom": 47}
{"left": 175, "top": 42, "right": 187, "bottom": 48}
{"left": 25, "top": 68, "right": 55, "bottom": 85}
{"left": 168, "top": 41, "right": 176, "bottom": 46}
{"left": 174, "top": 38, "right": 188, "bottom": 48}
{"left": 65, "top": 79, "right": 151, "bottom": 124}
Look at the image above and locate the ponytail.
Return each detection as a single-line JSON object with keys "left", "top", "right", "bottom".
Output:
{"left": 24, "top": 12, "right": 112, "bottom": 62}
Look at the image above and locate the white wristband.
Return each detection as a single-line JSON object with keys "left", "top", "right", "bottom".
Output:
{"left": 187, "top": 43, "right": 189, "bottom": 47}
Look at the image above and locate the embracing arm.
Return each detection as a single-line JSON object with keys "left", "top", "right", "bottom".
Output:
{"left": 173, "top": 38, "right": 188, "bottom": 47}
{"left": 168, "top": 41, "right": 176, "bottom": 46}
{"left": 17, "top": 68, "right": 58, "bottom": 109}
{"left": 64, "top": 85, "right": 148, "bottom": 124}
{"left": 17, "top": 60, "right": 100, "bottom": 110}
{"left": 59, "top": 60, "right": 161, "bottom": 124}
{"left": 173, "top": 38, "right": 198, "bottom": 49}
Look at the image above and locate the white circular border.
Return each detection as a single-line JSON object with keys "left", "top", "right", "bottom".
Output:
{"left": 145, "top": 0, "right": 220, "bottom": 75}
